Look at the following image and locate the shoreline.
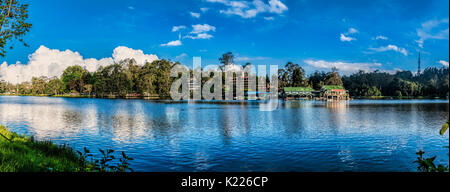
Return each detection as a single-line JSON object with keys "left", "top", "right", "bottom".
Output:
{"left": 0, "top": 93, "right": 448, "bottom": 101}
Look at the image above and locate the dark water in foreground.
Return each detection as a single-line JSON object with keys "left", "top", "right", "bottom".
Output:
{"left": 0, "top": 96, "right": 448, "bottom": 172}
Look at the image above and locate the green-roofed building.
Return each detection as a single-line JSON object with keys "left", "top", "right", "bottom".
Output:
{"left": 283, "top": 87, "right": 318, "bottom": 100}
{"left": 281, "top": 85, "right": 349, "bottom": 100}
{"left": 320, "top": 85, "right": 349, "bottom": 100}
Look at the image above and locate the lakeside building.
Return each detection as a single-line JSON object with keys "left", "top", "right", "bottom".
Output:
{"left": 320, "top": 85, "right": 349, "bottom": 100}
{"left": 282, "top": 86, "right": 350, "bottom": 101}
{"left": 283, "top": 87, "right": 317, "bottom": 100}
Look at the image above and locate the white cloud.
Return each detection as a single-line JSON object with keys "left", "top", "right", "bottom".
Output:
{"left": 205, "top": 64, "right": 245, "bottom": 72}
{"left": 172, "top": 25, "right": 186, "bottom": 32}
{"left": 235, "top": 56, "right": 269, "bottom": 61}
{"left": 200, "top": 7, "right": 210, "bottom": 12}
{"left": 183, "top": 24, "right": 216, "bottom": 39}
{"left": 367, "top": 45, "right": 408, "bottom": 56}
{"left": 190, "top": 12, "right": 201, "bottom": 18}
{"left": 439, "top": 60, "right": 449, "bottom": 67}
{"left": 190, "top": 24, "right": 216, "bottom": 34}
{"left": 340, "top": 28, "right": 358, "bottom": 42}
{"left": 304, "top": 59, "right": 382, "bottom": 74}
{"left": 382, "top": 68, "right": 403, "bottom": 74}
{"left": 416, "top": 18, "right": 449, "bottom": 48}
{"left": 224, "top": 64, "right": 245, "bottom": 72}
{"left": 112, "top": 46, "right": 159, "bottom": 65}
{"left": 175, "top": 53, "right": 188, "bottom": 61}
{"left": 207, "top": 0, "right": 288, "bottom": 19}
{"left": 340, "top": 34, "right": 356, "bottom": 42}
{"left": 267, "top": 0, "right": 288, "bottom": 13}
{"left": 160, "top": 40, "right": 182, "bottom": 47}
{"left": 264, "top": 16, "right": 274, "bottom": 20}
{"left": 0, "top": 46, "right": 159, "bottom": 84}
{"left": 206, "top": 0, "right": 228, "bottom": 3}
{"left": 375, "top": 35, "right": 388, "bottom": 40}
{"left": 347, "top": 28, "right": 358, "bottom": 34}
{"left": 184, "top": 33, "right": 214, "bottom": 39}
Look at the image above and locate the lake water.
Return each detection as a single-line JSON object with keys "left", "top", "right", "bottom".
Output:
{"left": 0, "top": 96, "right": 448, "bottom": 172}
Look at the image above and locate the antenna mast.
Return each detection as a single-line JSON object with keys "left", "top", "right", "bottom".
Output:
{"left": 417, "top": 52, "right": 421, "bottom": 75}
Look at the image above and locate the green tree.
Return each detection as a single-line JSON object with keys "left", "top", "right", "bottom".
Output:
{"left": 93, "top": 68, "right": 108, "bottom": 97}
{"left": 292, "top": 66, "right": 308, "bottom": 87}
{"left": 0, "top": 0, "right": 32, "bottom": 57}
{"left": 31, "top": 76, "right": 47, "bottom": 94}
{"left": 219, "top": 52, "right": 234, "bottom": 70}
{"left": 98, "top": 63, "right": 132, "bottom": 97}
{"left": 155, "top": 59, "right": 175, "bottom": 98}
{"left": 277, "top": 69, "right": 287, "bottom": 90}
{"left": 438, "top": 73, "right": 449, "bottom": 97}
{"left": 137, "top": 61, "right": 157, "bottom": 95}
{"left": 366, "top": 86, "right": 382, "bottom": 96}
{"left": 0, "top": 79, "right": 6, "bottom": 92}
{"left": 279, "top": 62, "right": 308, "bottom": 87}
{"left": 83, "top": 84, "right": 93, "bottom": 96}
{"left": 61, "top": 65, "right": 86, "bottom": 93}
{"left": 122, "top": 59, "right": 140, "bottom": 92}
{"left": 45, "top": 78, "right": 62, "bottom": 95}
{"left": 17, "top": 81, "right": 30, "bottom": 94}
{"left": 308, "top": 71, "right": 327, "bottom": 90}
{"left": 324, "top": 67, "right": 343, "bottom": 86}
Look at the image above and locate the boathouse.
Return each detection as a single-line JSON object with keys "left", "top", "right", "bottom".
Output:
{"left": 283, "top": 87, "right": 317, "bottom": 100}
{"left": 320, "top": 85, "right": 349, "bottom": 100}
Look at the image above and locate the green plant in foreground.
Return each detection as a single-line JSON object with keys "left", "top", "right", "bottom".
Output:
{"left": 1, "top": 125, "right": 133, "bottom": 172}
{"left": 414, "top": 121, "right": 449, "bottom": 172}
{"left": 414, "top": 150, "right": 448, "bottom": 172}
{"left": 76, "top": 147, "right": 134, "bottom": 172}
{"left": 440, "top": 121, "right": 449, "bottom": 136}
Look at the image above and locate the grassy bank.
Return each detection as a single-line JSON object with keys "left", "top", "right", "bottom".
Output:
{"left": 0, "top": 125, "right": 84, "bottom": 172}
{"left": 0, "top": 125, "right": 133, "bottom": 172}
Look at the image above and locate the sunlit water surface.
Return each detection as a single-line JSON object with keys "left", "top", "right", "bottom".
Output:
{"left": 0, "top": 96, "right": 448, "bottom": 172}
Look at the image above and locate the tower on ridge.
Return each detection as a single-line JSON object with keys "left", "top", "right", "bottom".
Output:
{"left": 417, "top": 52, "right": 421, "bottom": 75}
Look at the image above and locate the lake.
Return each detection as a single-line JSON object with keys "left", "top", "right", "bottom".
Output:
{"left": 0, "top": 96, "right": 448, "bottom": 172}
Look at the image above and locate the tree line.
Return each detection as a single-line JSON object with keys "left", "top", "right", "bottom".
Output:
{"left": 277, "top": 61, "right": 449, "bottom": 97}
{"left": 1, "top": 52, "right": 449, "bottom": 98}
{"left": 0, "top": 59, "right": 177, "bottom": 98}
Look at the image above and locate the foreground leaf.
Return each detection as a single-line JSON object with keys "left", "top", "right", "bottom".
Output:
{"left": 440, "top": 121, "right": 449, "bottom": 136}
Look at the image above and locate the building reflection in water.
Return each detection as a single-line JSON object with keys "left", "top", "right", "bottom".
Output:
{"left": 281, "top": 101, "right": 314, "bottom": 137}
{"left": 325, "top": 101, "right": 348, "bottom": 134}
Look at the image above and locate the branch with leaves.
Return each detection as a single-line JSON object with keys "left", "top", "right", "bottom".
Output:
{"left": 0, "top": 0, "right": 32, "bottom": 57}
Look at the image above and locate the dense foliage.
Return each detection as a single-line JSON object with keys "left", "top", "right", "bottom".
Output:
{"left": 0, "top": 0, "right": 32, "bottom": 57}
{"left": 276, "top": 61, "right": 448, "bottom": 97}
{"left": 342, "top": 68, "right": 449, "bottom": 97}
{"left": 0, "top": 59, "right": 178, "bottom": 98}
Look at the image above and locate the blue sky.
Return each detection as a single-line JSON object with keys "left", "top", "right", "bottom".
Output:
{"left": 2, "top": 0, "right": 449, "bottom": 77}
